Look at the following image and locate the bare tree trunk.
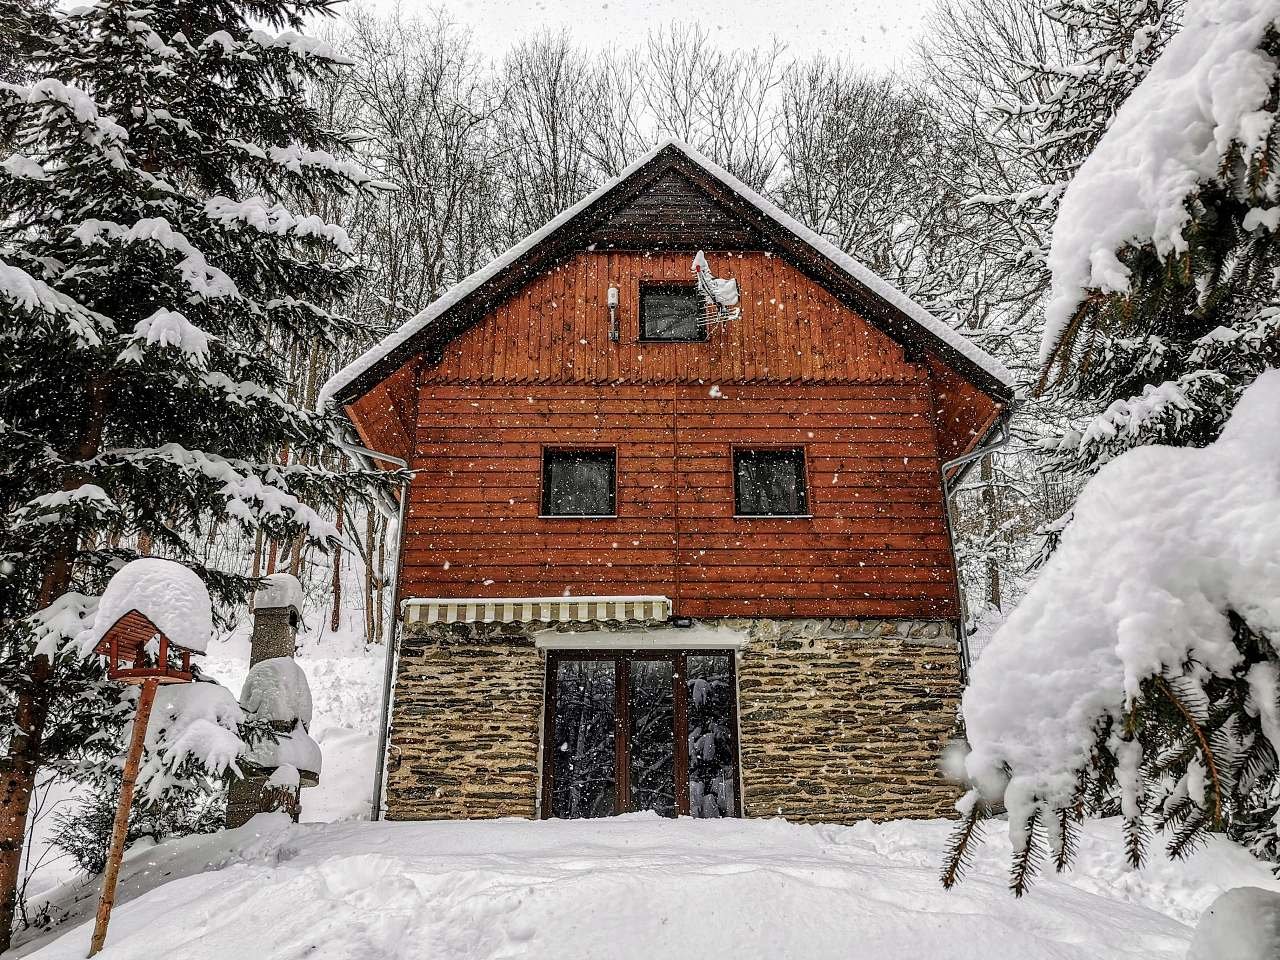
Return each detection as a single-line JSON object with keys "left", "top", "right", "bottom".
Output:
{"left": 331, "top": 494, "right": 344, "bottom": 633}
{"left": 363, "top": 508, "right": 375, "bottom": 644}
{"left": 981, "top": 454, "right": 1002, "bottom": 611}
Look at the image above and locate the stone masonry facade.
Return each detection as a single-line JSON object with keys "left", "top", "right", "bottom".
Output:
{"left": 385, "top": 617, "right": 962, "bottom": 822}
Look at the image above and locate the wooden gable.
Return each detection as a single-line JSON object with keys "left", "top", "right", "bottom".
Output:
{"left": 583, "top": 167, "right": 768, "bottom": 251}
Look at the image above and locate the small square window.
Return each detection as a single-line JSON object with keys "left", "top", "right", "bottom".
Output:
{"left": 734, "top": 449, "right": 808, "bottom": 516}
{"left": 542, "top": 449, "right": 616, "bottom": 516}
{"left": 639, "top": 283, "right": 707, "bottom": 342}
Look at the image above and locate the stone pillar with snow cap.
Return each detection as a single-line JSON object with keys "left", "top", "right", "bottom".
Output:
{"left": 225, "top": 574, "right": 321, "bottom": 828}
{"left": 249, "top": 572, "right": 304, "bottom": 664}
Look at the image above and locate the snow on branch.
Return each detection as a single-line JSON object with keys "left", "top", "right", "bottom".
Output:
{"left": 961, "top": 369, "right": 1280, "bottom": 858}
{"left": 139, "top": 681, "right": 246, "bottom": 799}
{"left": 0, "top": 257, "right": 113, "bottom": 347}
{"left": 204, "top": 196, "right": 353, "bottom": 254}
{"left": 118, "top": 308, "right": 213, "bottom": 367}
{"left": 1043, "top": 0, "right": 1280, "bottom": 364}
{"left": 72, "top": 218, "right": 239, "bottom": 299}
{"left": 87, "top": 443, "right": 340, "bottom": 544}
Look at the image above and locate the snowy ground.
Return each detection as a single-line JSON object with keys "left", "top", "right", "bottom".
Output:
{"left": 12, "top": 595, "right": 1280, "bottom": 958}
{"left": 13, "top": 812, "right": 1280, "bottom": 959}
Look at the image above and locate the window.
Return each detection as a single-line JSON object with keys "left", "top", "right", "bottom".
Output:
{"left": 639, "top": 283, "right": 707, "bottom": 341}
{"left": 734, "top": 448, "right": 808, "bottom": 516}
{"left": 543, "top": 651, "right": 739, "bottom": 819}
{"left": 542, "top": 449, "right": 616, "bottom": 516}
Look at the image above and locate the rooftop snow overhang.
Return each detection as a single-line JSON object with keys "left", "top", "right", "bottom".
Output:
{"left": 320, "top": 139, "right": 1017, "bottom": 414}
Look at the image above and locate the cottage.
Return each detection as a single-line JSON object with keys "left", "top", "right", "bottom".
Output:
{"left": 322, "top": 140, "right": 1015, "bottom": 824}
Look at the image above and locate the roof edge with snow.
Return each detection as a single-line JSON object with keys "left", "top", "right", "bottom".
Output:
{"left": 319, "top": 139, "right": 1015, "bottom": 409}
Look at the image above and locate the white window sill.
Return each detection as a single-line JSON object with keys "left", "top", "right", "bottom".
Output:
{"left": 732, "top": 514, "right": 813, "bottom": 519}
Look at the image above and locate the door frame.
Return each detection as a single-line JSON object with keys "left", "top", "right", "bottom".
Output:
{"left": 540, "top": 648, "right": 741, "bottom": 819}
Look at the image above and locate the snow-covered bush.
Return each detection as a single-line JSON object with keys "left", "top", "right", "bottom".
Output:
{"left": 943, "top": 370, "right": 1280, "bottom": 892}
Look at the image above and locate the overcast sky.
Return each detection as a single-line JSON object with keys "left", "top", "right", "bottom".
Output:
{"left": 357, "top": 0, "right": 936, "bottom": 72}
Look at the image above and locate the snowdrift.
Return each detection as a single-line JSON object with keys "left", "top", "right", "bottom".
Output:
{"left": 19, "top": 814, "right": 1279, "bottom": 959}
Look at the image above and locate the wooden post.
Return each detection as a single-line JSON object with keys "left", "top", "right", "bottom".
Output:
{"left": 88, "top": 678, "right": 158, "bottom": 957}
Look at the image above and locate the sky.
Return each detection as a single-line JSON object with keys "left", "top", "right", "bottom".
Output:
{"left": 358, "top": 0, "right": 936, "bottom": 72}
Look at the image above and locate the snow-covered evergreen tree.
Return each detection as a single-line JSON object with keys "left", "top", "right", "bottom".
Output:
{"left": 0, "top": 0, "right": 389, "bottom": 946}
{"left": 1039, "top": 0, "right": 1280, "bottom": 473}
{"left": 944, "top": 0, "right": 1280, "bottom": 892}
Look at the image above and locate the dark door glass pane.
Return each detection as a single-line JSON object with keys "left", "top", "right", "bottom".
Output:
{"left": 640, "top": 285, "right": 706, "bottom": 341}
{"left": 551, "top": 660, "right": 617, "bottom": 818}
{"left": 687, "top": 655, "right": 738, "bottom": 818}
{"left": 734, "top": 448, "right": 807, "bottom": 515}
{"left": 628, "top": 659, "right": 676, "bottom": 816}
{"left": 543, "top": 450, "right": 615, "bottom": 516}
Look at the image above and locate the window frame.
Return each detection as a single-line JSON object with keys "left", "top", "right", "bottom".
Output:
{"left": 637, "top": 281, "right": 709, "bottom": 343}
{"left": 732, "top": 446, "right": 812, "bottom": 518}
{"left": 540, "top": 648, "right": 742, "bottom": 820}
{"left": 539, "top": 446, "right": 618, "bottom": 519}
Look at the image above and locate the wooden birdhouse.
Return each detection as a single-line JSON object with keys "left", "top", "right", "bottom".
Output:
{"left": 94, "top": 609, "right": 197, "bottom": 684}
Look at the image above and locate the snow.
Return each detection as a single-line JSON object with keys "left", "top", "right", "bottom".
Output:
{"left": 1043, "top": 0, "right": 1280, "bottom": 363}
{"left": 82, "top": 558, "right": 213, "bottom": 656}
{"left": 0, "top": 258, "right": 111, "bottom": 345}
{"left": 16, "top": 814, "right": 1280, "bottom": 960}
{"left": 204, "top": 196, "right": 353, "bottom": 254}
{"left": 71, "top": 218, "right": 238, "bottom": 299}
{"left": 118, "top": 308, "right": 211, "bottom": 366}
{"left": 962, "top": 369, "right": 1280, "bottom": 827}
{"left": 2, "top": 154, "right": 47, "bottom": 180}
{"left": 318, "top": 139, "right": 1014, "bottom": 409}
{"left": 139, "top": 681, "right": 245, "bottom": 797}
{"left": 240, "top": 658, "right": 313, "bottom": 727}
{"left": 252, "top": 572, "right": 304, "bottom": 613}
{"left": 1188, "top": 887, "right": 1280, "bottom": 960}
{"left": 246, "top": 722, "right": 321, "bottom": 777}
{"left": 693, "top": 250, "right": 740, "bottom": 308}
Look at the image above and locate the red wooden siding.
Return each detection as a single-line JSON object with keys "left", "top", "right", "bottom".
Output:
{"left": 402, "top": 384, "right": 959, "bottom": 619}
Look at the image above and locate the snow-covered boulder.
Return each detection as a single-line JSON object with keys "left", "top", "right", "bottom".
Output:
{"left": 84, "top": 557, "right": 213, "bottom": 655}
{"left": 1187, "top": 887, "right": 1280, "bottom": 960}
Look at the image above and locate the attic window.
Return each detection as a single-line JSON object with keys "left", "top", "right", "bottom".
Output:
{"left": 639, "top": 283, "right": 707, "bottom": 342}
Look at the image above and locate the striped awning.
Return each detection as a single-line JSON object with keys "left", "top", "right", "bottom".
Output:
{"left": 402, "top": 595, "right": 672, "bottom": 627}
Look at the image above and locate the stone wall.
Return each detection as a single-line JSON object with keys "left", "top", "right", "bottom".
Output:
{"left": 732, "top": 618, "right": 962, "bottom": 821}
{"left": 386, "top": 623, "right": 544, "bottom": 819}
{"left": 385, "top": 617, "right": 961, "bottom": 822}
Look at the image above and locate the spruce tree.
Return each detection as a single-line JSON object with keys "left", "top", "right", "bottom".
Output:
{"left": 0, "top": 0, "right": 388, "bottom": 946}
{"left": 944, "top": 0, "right": 1280, "bottom": 892}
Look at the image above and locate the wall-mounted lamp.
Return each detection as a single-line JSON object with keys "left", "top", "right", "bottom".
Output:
{"left": 607, "top": 285, "right": 620, "bottom": 342}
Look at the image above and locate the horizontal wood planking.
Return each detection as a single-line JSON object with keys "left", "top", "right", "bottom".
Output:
{"left": 400, "top": 383, "right": 959, "bottom": 618}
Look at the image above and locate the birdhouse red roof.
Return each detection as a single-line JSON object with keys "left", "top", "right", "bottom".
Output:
{"left": 95, "top": 608, "right": 196, "bottom": 685}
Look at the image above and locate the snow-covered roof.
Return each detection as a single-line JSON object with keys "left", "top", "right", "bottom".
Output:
{"left": 319, "top": 139, "right": 1014, "bottom": 409}
{"left": 87, "top": 557, "right": 213, "bottom": 655}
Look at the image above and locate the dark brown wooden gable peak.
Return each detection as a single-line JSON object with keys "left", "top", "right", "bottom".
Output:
{"left": 584, "top": 166, "right": 769, "bottom": 251}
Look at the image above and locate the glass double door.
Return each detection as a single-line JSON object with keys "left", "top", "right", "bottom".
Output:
{"left": 543, "top": 651, "right": 739, "bottom": 819}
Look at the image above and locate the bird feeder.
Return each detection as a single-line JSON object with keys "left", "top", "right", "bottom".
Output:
{"left": 94, "top": 609, "right": 197, "bottom": 684}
